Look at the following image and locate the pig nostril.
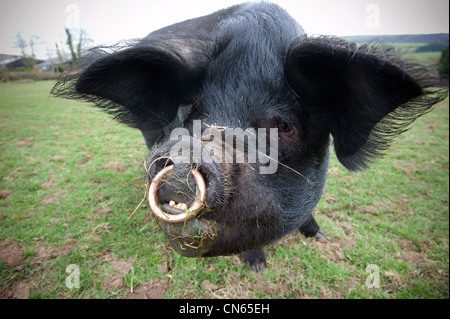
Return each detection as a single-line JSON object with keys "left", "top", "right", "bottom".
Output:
{"left": 148, "top": 164, "right": 207, "bottom": 223}
{"left": 153, "top": 159, "right": 173, "bottom": 174}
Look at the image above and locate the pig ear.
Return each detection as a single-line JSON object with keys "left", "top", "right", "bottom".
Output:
{"left": 51, "top": 42, "right": 208, "bottom": 130}
{"left": 285, "top": 36, "right": 447, "bottom": 170}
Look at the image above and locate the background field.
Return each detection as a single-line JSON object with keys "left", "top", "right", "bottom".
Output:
{"left": 0, "top": 67, "right": 448, "bottom": 298}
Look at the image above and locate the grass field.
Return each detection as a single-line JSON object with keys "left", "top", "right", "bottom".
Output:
{"left": 0, "top": 80, "right": 448, "bottom": 299}
{"left": 378, "top": 42, "right": 444, "bottom": 70}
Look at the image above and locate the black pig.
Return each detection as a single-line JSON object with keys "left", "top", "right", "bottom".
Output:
{"left": 52, "top": 2, "right": 447, "bottom": 272}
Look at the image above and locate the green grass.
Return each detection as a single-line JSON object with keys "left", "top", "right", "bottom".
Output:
{"left": 0, "top": 80, "right": 448, "bottom": 299}
{"left": 382, "top": 43, "right": 443, "bottom": 68}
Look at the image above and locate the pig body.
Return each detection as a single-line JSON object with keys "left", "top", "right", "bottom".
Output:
{"left": 52, "top": 2, "right": 446, "bottom": 271}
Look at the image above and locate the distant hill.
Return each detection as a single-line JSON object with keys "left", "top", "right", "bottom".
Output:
{"left": 343, "top": 33, "right": 449, "bottom": 44}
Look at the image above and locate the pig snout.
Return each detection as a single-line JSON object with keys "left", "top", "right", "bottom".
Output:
{"left": 145, "top": 136, "right": 227, "bottom": 257}
{"left": 146, "top": 136, "right": 225, "bottom": 212}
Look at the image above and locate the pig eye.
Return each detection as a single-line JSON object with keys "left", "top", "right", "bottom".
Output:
{"left": 278, "top": 121, "right": 293, "bottom": 134}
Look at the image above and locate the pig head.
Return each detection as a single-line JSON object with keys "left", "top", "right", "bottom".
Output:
{"left": 51, "top": 2, "right": 447, "bottom": 272}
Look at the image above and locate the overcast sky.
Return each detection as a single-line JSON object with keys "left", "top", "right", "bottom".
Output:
{"left": 1, "top": 0, "right": 449, "bottom": 59}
